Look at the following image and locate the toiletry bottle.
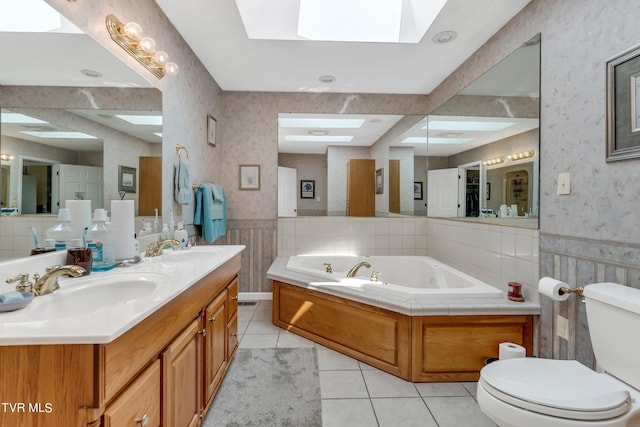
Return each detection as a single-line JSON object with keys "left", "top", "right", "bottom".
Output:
{"left": 46, "top": 208, "right": 74, "bottom": 251}
{"left": 174, "top": 221, "right": 188, "bottom": 248}
{"left": 86, "top": 209, "right": 116, "bottom": 271}
{"left": 162, "top": 223, "right": 170, "bottom": 240}
{"left": 154, "top": 208, "right": 159, "bottom": 233}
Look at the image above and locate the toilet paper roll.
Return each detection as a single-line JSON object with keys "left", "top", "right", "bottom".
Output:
{"left": 499, "top": 342, "right": 526, "bottom": 360}
{"left": 111, "top": 200, "right": 136, "bottom": 260}
{"left": 538, "top": 276, "right": 570, "bottom": 301}
{"left": 66, "top": 200, "right": 91, "bottom": 236}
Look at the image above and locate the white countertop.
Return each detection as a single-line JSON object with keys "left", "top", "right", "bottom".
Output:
{"left": 0, "top": 245, "right": 244, "bottom": 345}
{"left": 267, "top": 257, "right": 540, "bottom": 316}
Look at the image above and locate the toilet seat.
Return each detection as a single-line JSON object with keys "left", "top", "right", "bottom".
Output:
{"left": 480, "top": 358, "right": 632, "bottom": 421}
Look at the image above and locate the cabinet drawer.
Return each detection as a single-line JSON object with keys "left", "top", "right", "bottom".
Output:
{"left": 227, "top": 312, "right": 239, "bottom": 360}
{"left": 227, "top": 278, "right": 238, "bottom": 320}
{"left": 104, "top": 359, "right": 161, "bottom": 427}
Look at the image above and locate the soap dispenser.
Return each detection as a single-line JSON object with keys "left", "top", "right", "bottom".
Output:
{"left": 174, "top": 221, "right": 188, "bottom": 248}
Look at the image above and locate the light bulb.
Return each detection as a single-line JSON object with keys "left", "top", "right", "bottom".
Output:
{"left": 139, "top": 36, "right": 157, "bottom": 54}
{"left": 123, "top": 22, "right": 143, "bottom": 40}
{"left": 153, "top": 50, "right": 169, "bottom": 65}
{"left": 164, "top": 62, "right": 179, "bottom": 75}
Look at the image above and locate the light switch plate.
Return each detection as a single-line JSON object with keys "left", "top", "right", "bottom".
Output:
{"left": 557, "top": 172, "right": 571, "bottom": 195}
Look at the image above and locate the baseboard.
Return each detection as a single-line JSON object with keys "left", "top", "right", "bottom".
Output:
{"left": 239, "top": 292, "right": 272, "bottom": 301}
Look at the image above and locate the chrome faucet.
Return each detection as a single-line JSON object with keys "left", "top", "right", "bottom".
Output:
{"left": 346, "top": 261, "right": 371, "bottom": 278}
{"left": 32, "top": 265, "right": 86, "bottom": 296}
{"left": 145, "top": 239, "right": 181, "bottom": 257}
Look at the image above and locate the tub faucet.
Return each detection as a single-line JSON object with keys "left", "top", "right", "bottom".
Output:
{"left": 33, "top": 265, "right": 86, "bottom": 296}
{"left": 346, "top": 262, "right": 371, "bottom": 278}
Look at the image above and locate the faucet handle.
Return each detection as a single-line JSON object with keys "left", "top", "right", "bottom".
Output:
{"left": 370, "top": 271, "right": 380, "bottom": 282}
{"left": 323, "top": 263, "right": 333, "bottom": 273}
{"left": 6, "top": 273, "right": 34, "bottom": 292}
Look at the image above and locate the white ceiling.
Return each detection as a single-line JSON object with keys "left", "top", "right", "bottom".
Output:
{"left": 155, "top": 0, "right": 531, "bottom": 94}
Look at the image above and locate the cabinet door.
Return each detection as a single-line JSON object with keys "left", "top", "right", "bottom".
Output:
{"left": 104, "top": 360, "right": 161, "bottom": 427}
{"left": 162, "top": 318, "right": 203, "bottom": 427}
{"left": 204, "top": 291, "right": 227, "bottom": 407}
{"left": 226, "top": 277, "right": 239, "bottom": 321}
{"left": 227, "top": 312, "right": 239, "bottom": 360}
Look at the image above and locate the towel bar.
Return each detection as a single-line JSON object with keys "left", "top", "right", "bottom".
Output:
{"left": 192, "top": 184, "right": 203, "bottom": 189}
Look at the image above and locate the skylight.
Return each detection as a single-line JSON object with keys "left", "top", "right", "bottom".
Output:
{"left": 285, "top": 135, "right": 353, "bottom": 142}
{"left": 115, "top": 115, "right": 163, "bottom": 126}
{"left": 0, "top": 0, "right": 83, "bottom": 33}
{"left": 20, "top": 131, "right": 98, "bottom": 139}
{"left": 235, "top": 0, "right": 448, "bottom": 44}
{"left": 279, "top": 117, "right": 364, "bottom": 128}
{"left": 0, "top": 112, "right": 48, "bottom": 124}
{"left": 402, "top": 136, "right": 472, "bottom": 144}
{"left": 425, "top": 120, "right": 516, "bottom": 132}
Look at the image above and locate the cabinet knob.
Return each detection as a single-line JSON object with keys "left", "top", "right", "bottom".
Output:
{"left": 231, "top": 295, "right": 238, "bottom": 301}
{"left": 208, "top": 316, "right": 216, "bottom": 323}
{"left": 231, "top": 332, "right": 239, "bottom": 337}
{"left": 198, "top": 329, "right": 206, "bottom": 336}
{"left": 135, "top": 414, "right": 150, "bottom": 427}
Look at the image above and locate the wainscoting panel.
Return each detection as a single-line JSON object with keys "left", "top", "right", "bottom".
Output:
{"left": 539, "top": 233, "right": 640, "bottom": 368}
{"left": 216, "top": 220, "right": 277, "bottom": 293}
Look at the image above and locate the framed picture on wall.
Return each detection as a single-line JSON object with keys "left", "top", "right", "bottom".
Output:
{"left": 606, "top": 43, "right": 640, "bottom": 161}
{"left": 414, "top": 181, "right": 423, "bottom": 200}
{"left": 300, "top": 180, "right": 315, "bottom": 199}
{"left": 376, "top": 168, "right": 384, "bottom": 194}
{"left": 118, "top": 165, "right": 136, "bottom": 193}
{"left": 239, "top": 165, "right": 260, "bottom": 190}
{"left": 207, "top": 115, "right": 217, "bottom": 146}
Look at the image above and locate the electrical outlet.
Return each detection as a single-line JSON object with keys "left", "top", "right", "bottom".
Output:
{"left": 556, "top": 315, "right": 569, "bottom": 340}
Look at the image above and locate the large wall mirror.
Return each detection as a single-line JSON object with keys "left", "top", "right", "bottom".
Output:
{"left": 277, "top": 34, "right": 540, "bottom": 229}
{"left": 0, "top": 0, "right": 162, "bottom": 258}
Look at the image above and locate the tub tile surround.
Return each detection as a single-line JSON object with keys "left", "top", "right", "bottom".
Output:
{"left": 277, "top": 216, "right": 539, "bottom": 303}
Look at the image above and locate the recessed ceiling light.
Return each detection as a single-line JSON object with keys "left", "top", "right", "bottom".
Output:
{"left": 307, "top": 129, "right": 330, "bottom": 135}
{"left": 80, "top": 69, "right": 103, "bottom": 78}
{"left": 98, "top": 113, "right": 113, "bottom": 119}
{"left": 0, "top": 112, "right": 48, "bottom": 124}
{"left": 432, "top": 31, "right": 457, "bottom": 44}
{"left": 318, "top": 75, "right": 336, "bottom": 84}
{"left": 20, "top": 131, "right": 98, "bottom": 139}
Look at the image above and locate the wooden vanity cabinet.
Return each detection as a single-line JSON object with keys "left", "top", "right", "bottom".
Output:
{"left": 0, "top": 253, "right": 241, "bottom": 427}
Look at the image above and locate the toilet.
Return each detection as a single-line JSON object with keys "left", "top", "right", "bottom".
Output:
{"left": 477, "top": 282, "right": 640, "bottom": 426}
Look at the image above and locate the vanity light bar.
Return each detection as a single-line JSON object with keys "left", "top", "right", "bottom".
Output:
{"left": 508, "top": 150, "right": 535, "bottom": 161}
{"left": 106, "top": 15, "right": 178, "bottom": 79}
{"left": 483, "top": 157, "right": 505, "bottom": 166}
{"left": 0, "top": 153, "right": 14, "bottom": 161}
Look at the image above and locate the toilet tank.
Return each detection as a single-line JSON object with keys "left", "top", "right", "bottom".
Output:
{"left": 584, "top": 282, "right": 640, "bottom": 390}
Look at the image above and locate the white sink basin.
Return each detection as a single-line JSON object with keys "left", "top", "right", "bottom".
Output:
{"left": 1, "top": 272, "right": 170, "bottom": 322}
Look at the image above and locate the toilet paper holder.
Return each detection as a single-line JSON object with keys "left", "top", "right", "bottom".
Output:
{"left": 559, "top": 286, "right": 584, "bottom": 297}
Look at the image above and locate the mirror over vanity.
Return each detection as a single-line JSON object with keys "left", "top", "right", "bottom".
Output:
{"left": 277, "top": 34, "right": 540, "bottom": 229}
{"left": 0, "top": 1, "right": 163, "bottom": 259}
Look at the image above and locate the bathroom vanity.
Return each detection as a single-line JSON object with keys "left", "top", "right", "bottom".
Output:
{"left": 0, "top": 245, "right": 243, "bottom": 427}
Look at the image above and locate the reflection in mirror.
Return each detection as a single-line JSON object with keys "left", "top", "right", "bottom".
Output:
{"left": 420, "top": 33, "right": 541, "bottom": 228}
{"left": 0, "top": 0, "right": 163, "bottom": 259}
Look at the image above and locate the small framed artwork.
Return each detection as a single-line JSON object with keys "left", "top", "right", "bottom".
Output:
{"left": 606, "top": 43, "right": 640, "bottom": 161}
{"left": 300, "top": 180, "right": 315, "bottom": 199}
{"left": 413, "top": 181, "right": 423, "bottom": 200}
{"left": 375, "top": 168, "right": 384, "bottom": 194}
{"left": 207, "top": 115, "right": 217, "bottom": 147}
{"left": 118, "top": 165, "right": 136, "bottom": 193}
{"left": 239, "top": 165, "right": 260, "bottom": 190}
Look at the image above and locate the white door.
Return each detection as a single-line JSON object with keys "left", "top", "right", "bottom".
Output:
{"left": 278, "top": 166, "right": 297, "bottom": 217}
{"left": 427, "top": 168, "right": 459, "bottom": 217}
{"left": 58, "top": 164, "right": 104, "bottom": 211}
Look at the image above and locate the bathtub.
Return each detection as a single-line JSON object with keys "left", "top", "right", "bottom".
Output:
{"left": 284, "top": 255, "right": 502, "bottom": 299}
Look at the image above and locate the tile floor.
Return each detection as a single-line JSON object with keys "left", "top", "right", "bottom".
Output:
{"left": 238, "top": 300, "right": 497, "bottom": 427}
